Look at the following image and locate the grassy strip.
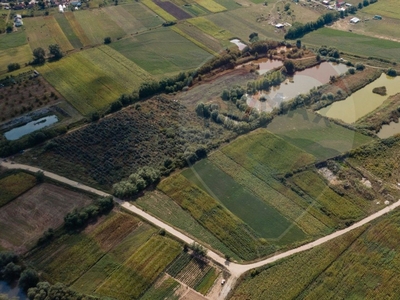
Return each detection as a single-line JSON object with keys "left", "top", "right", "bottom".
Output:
{"left": 195, "top": 268, "right": 218, "bottom": 295}
{"left": 54, "top": 13, "right": 83, "bottom": 49}
{"left": 0, "top": 172, "right": 36, "bottom": 207}
{"left": 166, "top": 252, "right": 192, "bottom": 277}
{"left": 64, "top": 12, "right": 91, "bottom": 47}
{"left": 194, "top": 0, "right": 226, "bottom": 12}
{"left": 171, "top": 26, "right": 218, "bottom": 55}
{"left": 141, "top": 0, "right": 177, "bottom": 22}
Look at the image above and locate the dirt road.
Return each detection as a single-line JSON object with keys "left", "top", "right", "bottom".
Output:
{"left": 2, "top": 161, "right": 400, "bottom": 299}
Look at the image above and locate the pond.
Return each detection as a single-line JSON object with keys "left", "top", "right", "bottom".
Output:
{"left": 377, "top": 121, "right": 400, "bottom": 139}
{"left": 247, "top": 62, "right": 349, "bottom": 112}
{"left": 318, "top": 73, "right": 400, "bottom": 123}
{"left": 0, "top": 281, "right": 26, "bottom": 299}
{"left": 230, "top": 39, "right": 247, "bottom": 51}
{"left": 4, "top": 115, "right": 59, "bottom": 141}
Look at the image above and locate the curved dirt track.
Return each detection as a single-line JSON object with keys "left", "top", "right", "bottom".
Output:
{"left": 2, "top": 161, "right": 400, "bottom": 299}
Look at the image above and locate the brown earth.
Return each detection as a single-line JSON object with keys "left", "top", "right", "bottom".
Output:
{"left": 0, "top": 182, "right": 93, "bottom": 253}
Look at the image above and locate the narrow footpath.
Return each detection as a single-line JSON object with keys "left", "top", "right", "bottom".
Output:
{"left": 2, "top": 161, "right": 400, "bottom": 299}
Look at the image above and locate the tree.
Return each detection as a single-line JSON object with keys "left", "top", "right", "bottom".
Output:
{"left": 283, "top": 60, "right": 295, "bottom": 74}
{"left": 48, "top": 44, "right": 63, "bottom": 60}
{"left": 32, "top": 47, "right": 45, "bottom": 64}
{"left": 358, "top": 2, "right": 363, "bottom": 9}
{"left": 296, "top": 39, "right": 301, "bottom": 49}
{"left": 18, "top": 269, "right": 39, "bottom": 291}
{"left": 284, "top": 3, "right": 290, "bottom": 11}
{"left": 363, "top": 0, "right": 369, "bottom": 6}
{"left": 35, "top": 170, "right": 45, "bottom": 183}
{"left": 387, "top": 68, "right": 397, "bottom": 77}
{"left": 104, "top": 37, "right": 111, "bottom": 44}
{"left": 249, "top": 32, "right": 259, "bottom": 43}
{"left": 3, "top": 262, "right": 21, "bottom": 282}
{"left": 7, "top": 63, "right": 20, "bottom": 72}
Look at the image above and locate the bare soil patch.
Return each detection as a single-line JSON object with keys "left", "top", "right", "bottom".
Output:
{"left": 154, "top": 0, "right": 192, "bottom": 20}
{"left": 0, "top": 182, "right": 93, "bottom": 253}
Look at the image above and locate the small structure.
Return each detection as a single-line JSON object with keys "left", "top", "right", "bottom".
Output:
{"left": 58, "top": 4, "right": 64, "bottom": 12}
{"left": 350, "top": 17, "right": 360, "bottom": 24}
{"left": 70, "top": 1, "right": 81, "bottom": 6}
{"left": 373, "top": 15, "right": 382, "bottom": 20}
{"left": 275, "top": 23, "right": 284, "bottom": 29}
{"left": 322, "top": 0, "right": 329, "bottom": 5}
{"left": 14, "top": 14, "right": 23, "bottom": 27}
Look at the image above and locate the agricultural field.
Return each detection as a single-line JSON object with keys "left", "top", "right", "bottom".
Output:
{"left": 102, "top": 3, "right": 164, "bottom": 35}
{"left": 63, "top": 12, "right": 91, "bottom": 47}
{"left": 24, "top": 16, "right": 74, "bottom": 52}
{"left": 53, "top": 13, "right": 83, "bottom": 49}
{"left": 135, "top": 191, "right": 239, "bottom": 260}
{"left": 141, "top": 0, "right": 177, "bottom": 22}
{"left": 0, "top": 182, "right": 93, "bottom": 253}
{"left": 362, "top": 0, "right": 400, "bottom": 20}
{"left": 140, "top": 275, "right": 181, "bottom": 300}
{"left": 0, "top": 171, "right": 36, "bottom": 207}
{"left": 16, "top": 96, "right": 234, "bottom": 189}
{"left": 182, "top": 159, "right": 307, "bottom": 243}
{"left": 0, "top": 30, "right": 28, "bottom": 50}
{"left": 0, "top": 43, "right": 31, "bottom": 75}
{"left": 153, "top": 0, "right": 192, "bottom": 20}
{"left": 267, "top": 109, "right": 374, "bottom": 161}
{"left": 73, "top": 9, "right": 125, "bottom": 45}
{"left": 194, "top": 0, "right": 226, "bottom": 13}
{"left": 230, "top": 209, "right": 400, "bottom": 300}
{"left": 27, "top": 210, "right": 183, "bottom": 299}
{"left": 302, "top": 28, "right": 400, "bottom": 62}
{"left": 186, "top": 17, "right": 233, "bottom": 47}
{"left": 158, "top": 173, "right": 276, "bottom": 261}
{"left": 36, "top": 46, "right": 153, "bottom": 115}
{"left": 110, "top": 27, "right": 212, "bottom": 77}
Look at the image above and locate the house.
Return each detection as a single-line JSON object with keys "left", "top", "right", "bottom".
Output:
{"left": 275, "top": 23, "right": 284, "bottom": 29}
{"left": 322, "top": 0, "right": 329, "bottom": 5}
{"left": 70, "top": 1, "right": 81, "bottom": 6}
{"left": 14, "top": 14, "right": 23, "bottom": 26}
{"left": 350, "top": 17, "right": 360, "bottom": 23}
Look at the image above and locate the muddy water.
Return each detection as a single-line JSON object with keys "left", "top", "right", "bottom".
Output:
{"left": 247, "top": 62, "right": 348, "bottom": 112}
{"left": 377, "top": 121, "right": 400, "bottom": 139}
{"left": 318, "top": 74, "right": 400, "bottom": 123}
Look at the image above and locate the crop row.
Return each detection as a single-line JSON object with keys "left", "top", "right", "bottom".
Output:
{"left": 175, "top": 258, "right": 212, "bottom": 288}
{"left": 166, "top": 252, "right": 192, "bottom": 277}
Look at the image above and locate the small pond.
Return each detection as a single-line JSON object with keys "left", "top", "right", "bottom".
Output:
{"left": 0, "top": 281, "right": 26, "bottom": 299}
{"left": 318, "top": 73, "right": 400, "bottom": 123}
{"left": 230, "top": 39, "right": 247, "bottom": 51}
{"left": 377, "top": 121, "right": 400, "bottom": 139}
{"left": 4, "top": 115, "right": 59, "bottom": 141}
{"left": 247, "top": 62, "right": 349, "bottom": 112}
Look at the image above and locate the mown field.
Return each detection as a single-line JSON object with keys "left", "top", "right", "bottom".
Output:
{"left": 110, "top": 27, "right": 212, "bottom": 77}
{"left": 267, "top": 109, "right": 374, "bottom": 161}
{"left": 0, "top": 30, "right": 31, "bottom": 73}
{"left": 37, "top": 45, "right": 153, "bottom": 115}
{"left": 362, "top": 0, "right": 400, "bottom": 20}
{"left": 28, "top": 210, "right": 182, "bottom": 299}
{"left": 0, "top": 182, "right": 92, "bottom": 253}
{"left": 159, "top": 174, "right": 275, "bottom": 261}
{"left": 302, "top": 27, "right": 400, "bottom": 62}
{"left": 53, "top": 13, "right": 84, "bottom": 49}
{"left": 24, "top": 16, "right": 74, "bottom": 52}
{"left": 0, "top": 171, "right": 36, "bottom": 207}
{"left": 16, "top": 96, "right": 234, "bottom": 189}
{"left": 230, "top": 209, "right": 400, "bottom": 300}
{"left": 187, "top": 17, "right": 233, "bottom": 47}
{"left": 63, "top": 12, "right": 91, "bottom": 47}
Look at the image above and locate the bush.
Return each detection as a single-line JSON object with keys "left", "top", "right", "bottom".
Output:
{"left": 387, "top": 68, "right": 397, "bottom": 77}
{"left": 18, "top": 269, "right": 39, "bottom": 292}
{"left": 7, "top": 63, "right": 20, "bottom": 72}
{"left": 104, "top": 37, "right": 111, "bottom": 44}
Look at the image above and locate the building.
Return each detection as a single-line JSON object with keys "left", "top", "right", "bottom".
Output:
{"left": 275, "top": 23, "right": 284, "bottom": 29}
{"left": 14, "top": 14, "right": 23, "bottom": 26}
{"left": 350, "top": 17, "right": 360, "bottom": 23}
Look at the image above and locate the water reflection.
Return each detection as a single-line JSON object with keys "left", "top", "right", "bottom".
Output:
{"left": 4, "top": 115, "right": 59, "bottom": 141}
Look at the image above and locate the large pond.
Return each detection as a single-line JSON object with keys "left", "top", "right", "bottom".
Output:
{"left": 0, "top": 281, "right": 26, "bottom": 299}
{"left": 377, "top": 121, "right": 400, "bottom": 139}
{"left": 247, "top": 62, "right": 349, "bottom": 112}
{"left": 318, "top": 73, "right": 400, "bottom": 123}
{"left": 4, "top": 115, "right": 59, "bottom": 141}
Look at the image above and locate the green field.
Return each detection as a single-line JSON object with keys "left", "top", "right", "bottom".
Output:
{"left": 135, "top": 191, "right": 240, "bottom": 261}
{"left": 54, "top": 13, "right": 83, "bottom": 49}
{"left": 73, "top": 9, "right": 125, "bottom": 45}
{"left": 0, "top": 30, "right": 27, "bottom": 50}
{"left": 267, "top": 109, "right": 374, "bottom": 161}
{"left": 363, "top": 0, "right": 400, "bottom": 20}
{"left": 64, "top": 12, "right": 91, "bottom": 47}
{"left": 110, "top": 27, "right": 212, "bottom": 77}
{"left": 187, "top": 17, "right": 233, "bottom": 46}
{"left": 0, "top": 43, "right": 32, "bottom": 74}
{"left": 24, "top": 16, "right": 74, "bottom": 52}
{"left": 230, "top": 209, "right": 400, "bottom": 299}
{"left": 102, "top": 3, "right": 164, "bottom": 35}
{"left": 182, "top": 159, "right": 306, "bottom": 243}
{"left": 141, "top": 0, "right": 177, "bottom": 22}
{"left": 158, "top": 174, "right": 273, "bottom": 261}
{"left": 37, "top": 46, "right": 153, "bottom": 115}
{"left": 0, "top": 172, "right": 36, "bottom": 207}
{"left": 302, "top": 27, "right": 400, "bottom": 62}
{"left": 194, "top": 0, "right": 226, "bottom": 13}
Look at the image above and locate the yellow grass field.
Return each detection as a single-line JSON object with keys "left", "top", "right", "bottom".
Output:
{"left": 141, "top": 0, "right": 176, "bottom": 22}
{"left": 194, "top": 0, "right": 226, "bottom": 12}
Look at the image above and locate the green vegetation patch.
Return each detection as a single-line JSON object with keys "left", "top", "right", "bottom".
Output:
{"left": 183, "top": 159, "right": 306, "bottom": 242}
{"left": 363, "top": 0, "right": 400, "bottom": 20}
{"left": 73, "top": 9, "right": 125, "bottom": 45}
{"left": 96, "top": 235, "right": 181, "bottom": 299}
{"left": 187, "top": 17, "right": 233, "bottom": 46}
{"left": 194, "top": 0, "right": 226, "bottom": 13}
{"left": 140, "top": 276, "right": 180, "bottom": 300}
{"left": 37, "top": 46, "right": 152, "bottom": 115}
{"left": 302, "top": 28, "right": 400, "bottom": 62}
{"left": 195, "top": 267, "right": 218, "bottom": 294}
{"left": 0, "top": 31, "right": 27, "bottom": 50}
{"left": 159, "top": 174, "right": 274, "bottom": 261}
{"left": 0, "top": 172, "right": 36, "bottom": 207}
{"left": 267, "top": 109, "right": 373, "bottom": 161}
{"left": 110, "top": 27, "right": 211, "bottom": 77}
{"left": 54, "top": 13, "right": 83, "bottom": 49}
{"left": 0, "top": 44, "right": 32, "bottom": 74}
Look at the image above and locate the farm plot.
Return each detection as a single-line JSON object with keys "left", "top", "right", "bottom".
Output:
{"left": 110, "top": 27, "right": 212, "bottom": 77}
{"left": 54, "top": 13, "right": 83, "bottom": 49}
{"left": 362, "top": 0, "right": 400, "bottom": 20}
{"left": 194, "top": 0, "right": 226, "bottom": 13}
{"left": 154, "top": 0, "right": 192, "bottom": 20}
{"left": 302, "top": 28, "right": 400, "bottom": 63}
{"left": 96, "top": 235, "right": 181, "bottom": 299}
{"left": 0, "top": 183, "right": 92, "bottom": 253}
{"left": 182, "top": 159, "right": 307, "bottom": 243}
{"left": 158, "top": 174, "right": 275, "bottom": 261}
{"left": 171, "top": 26, "right": 217, "bottom": 55}
{"left": 140, "top": 275, "right": 181, "bottom": 300}
{"left": 141, "top": 0, "right": 177, "bottom": 21}
{"left": 0, "top": 171, "right": 36, "bottom": 208}
{"left": 187, "top": 17, "right": 233, "bottom": 46}
{"left": 64, "top": 12, "right": 91, "bottom": 47}
{"left": 0, "top": 44, "right": 32, "bottom": 74}
{"left": 267, "top": 109, "right": 373, "bottom": 161}
{"left": 102, "top": 3, "right": 162, "bottom": 35}
{"left": 0, "top": 30, "right": 27, "bottom": 50}
{"left": 24, "top": 16, "right": 74, "bottom": 52}
{"left": 180, "top": 3, "right": 210, "bottom": 16}
{"left": 73, "top": 9, "right": 125, "bottom": 45}
{"left": 37, "top": 46, "right": 152, "bottom": 115}
{"left": 208, "top": 151, "right": 334, "bottom": 237}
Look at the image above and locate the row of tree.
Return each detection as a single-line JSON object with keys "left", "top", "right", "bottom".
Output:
{"left": 27, "top": 282, "right": 99, "bottom": 300}
{"left": 32, "top": 44, "right": 63, "bottom": 65}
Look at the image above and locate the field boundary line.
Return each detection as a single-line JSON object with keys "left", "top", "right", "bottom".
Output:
{"left": 171, "top": 26, "right": 218, "bottom": 56}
